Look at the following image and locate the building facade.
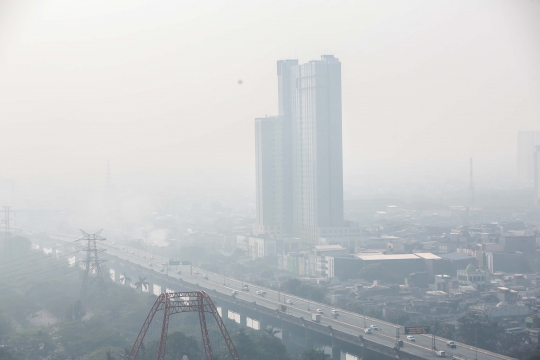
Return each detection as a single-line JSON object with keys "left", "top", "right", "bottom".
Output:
{"left": 255, "top": 55, "right": 352, "bottom": 245}
{"left": 254, "top": 116, "right": 285, "bottom": 235}
{"left": 518, "top": 131, "right": 540, "bottom": 186}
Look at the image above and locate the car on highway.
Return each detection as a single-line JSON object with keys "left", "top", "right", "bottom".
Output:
{"left": 369, "top": 325, "right": 379, "bottom": 331}
{"left": 202, "top": 274, "right": 208, "bottom": 280}
{"left": 395, "top": 340, "right": 403, "bottom": 347}
{"left": 194, "top": 271, "right": 200, "bottom": 275}
{"left": 150, "top": 256, "right": 154, "bottom": 259}
{"left": 231, "top": 290, "right": 238, "bottom": 295}
{"left": 406, "top": 335, "right": 415, "bottom": 342}
{"left": 160, "top": 269, "right": 164, "bottom": 273}
{"left": 149, "top": 263, "right": 153, "bottom": 267}
{"left": 446, "top": 341, "right": 456, "bottom": 348}
{"left": 435, "top": 350, "right": 446, "bottom": 357}
{"left": 363, "top": 328, "right": 372, "bottom": 334}
{"left": 177, "top": 270, "right": 181, "bottom": 274}
{"left": 316, "top": 309, "right": 323, "bottom": 314}
{"left": 256, "top": 290, "right": 266, "bottom": 296}
{"left": 286, "top": 299, "right": 293, "bottom": 305}
{"left": 242, "top": 285, "right": 249, "bottom": 291}
{"left": 331, "top": 309, "right": 339, "bottom": 316}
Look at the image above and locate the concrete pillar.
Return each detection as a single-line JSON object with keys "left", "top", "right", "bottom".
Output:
{"left": 332, "top": 346, "right": 341, "bottom": 360}
{"left": 281, "top": 328, "right": 290, "bottom": 343}
{"left": 259, "top": 317, "right": 268, "bottom": 331}
{"left": 240, "top": 313, "right": 247, "bottom": 327}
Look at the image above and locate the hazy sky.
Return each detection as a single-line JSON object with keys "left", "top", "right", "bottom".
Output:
{"left": 1, "top": 0, "right": 540, "bottom": 193}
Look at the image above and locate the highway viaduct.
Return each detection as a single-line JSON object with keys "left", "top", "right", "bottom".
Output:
{"left": 40, "top": 233, "right": 515, "bottom": 360}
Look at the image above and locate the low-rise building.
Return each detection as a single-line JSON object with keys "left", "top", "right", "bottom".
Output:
{"left": 457, "top": 263, "right": 489, "bottom": 291}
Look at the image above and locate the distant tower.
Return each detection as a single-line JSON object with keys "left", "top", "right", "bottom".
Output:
{"left": 106, "top": 161, "right": 112, "bottom": 192}
{"left": 468, "top": 158, "right": 475, "bottom": 208}
{"left": 77, "top": 230, "right": 107, "bottom": 298}
{"left": 518, "top": 131, "right": 540, "bottom": 186}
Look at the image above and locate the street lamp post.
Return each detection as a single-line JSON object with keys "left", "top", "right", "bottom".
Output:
{"left": 362, "top": 308, "right": 366, "bottom": 328}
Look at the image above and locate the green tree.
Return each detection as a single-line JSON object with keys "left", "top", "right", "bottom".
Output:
{"left": 0, "top": 348, "right": 16, "bottom": 360}
{"left": 524, "top": 353, "right": 540, "bottom": 360}
{"left": 119, "top": 273, "right": 131, "bottom": 285}
{"left": 134, "top": 277, "right": 149, "bottom": 292}
{"left": 300, "top": 348, "right": 330, "bottom": 360}
{"left": 263, "top": 326, "right": 281, "bottom": 337}
{"left": 0, "top": 314, "right": 13, "bottom": 341}
{"left": 232, "top": 329, "right": 259, "bottom": 360}
{"left": 457, "top": 313, "right": 497, "bottom": 351}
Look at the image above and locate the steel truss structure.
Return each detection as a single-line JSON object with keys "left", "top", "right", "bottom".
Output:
{"left": 77, "top": 229, "right": 107, "bottom": 298}
{"left": 128, "top": 291, "right": 240, "bottom": 360}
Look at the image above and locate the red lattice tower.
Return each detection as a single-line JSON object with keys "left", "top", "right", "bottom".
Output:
{"left": 128, "top": 291, "right": 240, "bottom": 360}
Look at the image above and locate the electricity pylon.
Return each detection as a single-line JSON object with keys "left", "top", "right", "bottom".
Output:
{"left": 77, "top": 229, "right": 107, "bottom": 298}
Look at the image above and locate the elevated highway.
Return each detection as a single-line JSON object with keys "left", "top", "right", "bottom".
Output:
{"left": 44, "top": 233, "right": 514, "bottom": 360}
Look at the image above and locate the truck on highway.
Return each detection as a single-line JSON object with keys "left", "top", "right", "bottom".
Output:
{"left": 311, "top": 313, "right": 321, "bottom": 323}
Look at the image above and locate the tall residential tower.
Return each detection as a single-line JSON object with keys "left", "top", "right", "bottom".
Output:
{"left": 255, "top": 55, "right": 359, "bottom": 247}
{"left": 518, "top": 131, "right": 540, "bottom": 186}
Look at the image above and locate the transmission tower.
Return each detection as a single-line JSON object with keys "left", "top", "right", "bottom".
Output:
{"left": 128, "top": 291, "right": 240, "bottom": 360}
{"left": 468, "top": 158, "right": 475, "bottom": 209}
{"left": 2, "top": 206, "right": 12, "bottom": 257}
{"left": 77, "top": 229, "right": 107, "bottom": 298}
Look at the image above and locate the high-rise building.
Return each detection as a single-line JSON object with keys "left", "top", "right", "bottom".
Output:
{"left": 290, "top": 55, "right": 344, "bottom": 241}
{"left": 254, "top": 116, "right": 285, "bottom": 236}
{"left": 255, "top": 55, "right": 360, "bottom": 247}
{"left": 517, "top": 131, "right": 540, "bottom": 186}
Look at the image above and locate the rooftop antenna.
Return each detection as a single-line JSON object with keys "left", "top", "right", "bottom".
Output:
{"left": 469, "top": 158, "right": 475, "bottom": 209}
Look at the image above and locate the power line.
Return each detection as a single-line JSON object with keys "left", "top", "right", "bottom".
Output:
{"left": 0, "top": 250, "right": 79, "bottom": 280}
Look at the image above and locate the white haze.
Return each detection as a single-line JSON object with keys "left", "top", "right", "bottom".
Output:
{"left": 1, "top": 0, "right": 539, "bottom": 212}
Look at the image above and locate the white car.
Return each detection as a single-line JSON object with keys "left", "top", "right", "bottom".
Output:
{"left": 364, "top": 328, "right": 372, "bottom": 334}
{"left": 148, "top": 263, "right": 153, "bottom": 267}
{"left": 316, "top": 309, "right": 323, "bottom": 314}
{"left": 331, "top": 309, "right": 339, "bottom": 316}
{"left": 436, "top": 350, "right": 446, "bottom": 357}
{"left": 231, "top": 290, "right": 238, "bottom": 295}
{"left": 369, "top": 325, "right": 379, "bottom": 331}
{"left": 406, "top": 335, "right": 415, "bottom": 342}
{"left": 286, "top": 299, "right": 293, "bottom": 305}
{"left": 194, "top": 271, "right": 199, "bottom": 275}
{"left": 256, "top": 290, "right": 266, "bottom": 296}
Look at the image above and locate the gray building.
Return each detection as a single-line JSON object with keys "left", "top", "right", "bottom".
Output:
{"left": 517, "top": 131, "right": 540, "bottom": 186}
{"left": 254, "top": 116, "right": 286, "bottom": 236}
{"left": 255, "top": 55, "right": 353, "bottom": 245}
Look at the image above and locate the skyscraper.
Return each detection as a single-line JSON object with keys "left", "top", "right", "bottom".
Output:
{"left": 290, "top": 55, "right": 344, "bottom": 241}
{"left": 517, "top": 131, "right": 540, "bottom": 186}
{"left": 254, "top": 115, "right": 285, "bottom": 236}
{"left": 255, "top": 55, "right": 359, "bottom": 246}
